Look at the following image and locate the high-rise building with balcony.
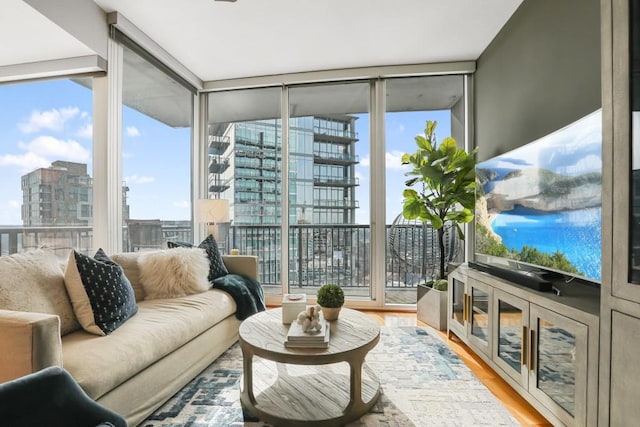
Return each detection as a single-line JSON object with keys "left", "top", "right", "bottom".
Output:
{"left": 208, "top": 115, "right": 359, "bottom": 222}
{"left": 208, "top": 115, "right": 360, "bottom": 286}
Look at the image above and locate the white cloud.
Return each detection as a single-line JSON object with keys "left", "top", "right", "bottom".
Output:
{"left": 18, "top": 136, "right": 90, "bottom": 163}
{"left": 0, "top": 151, "right": 50, "bottom": 172}
{"left": 173, "top": 200, "right": 189, "bottom": 209}
{"left": 76, "top": 123, "right": 93, "bottom": 139}
{"left": 126, "top": 126, "right": 140, "bottom": 137}
{"left": 360, "top": 155, "right": 370, "bottom": 167}
{"left": 125, "top": 174, "right": 155, "bottom": 184}
{"left": 19, "top": 107, "right": 80, "bottom": 133}
{"left": 385, "top": 150, "right": 406, "bottom": 170}
{"left": 8, "top": 200, "right": 20, "bottom": 208}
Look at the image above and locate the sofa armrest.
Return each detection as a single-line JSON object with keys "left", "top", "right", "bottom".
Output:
{"left": 0, "top": 310, "right": 63, "bottom": 383}
{"left": 222, "top": 255, "right": 259, "bottom": 281}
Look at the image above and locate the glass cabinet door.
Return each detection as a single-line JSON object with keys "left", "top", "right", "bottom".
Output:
{"left": 492, "top": 289, "right": 529, "bottom": 388}
{"left": 467, "top": 279, "right": 492, "bottom": 356}
{"left": 449, "top": 275, "right": 466, "bottom": 336}
{"left": 529, "top": 304, "right": 588, "bottom": 426}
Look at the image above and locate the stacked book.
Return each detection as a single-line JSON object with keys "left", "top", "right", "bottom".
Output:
{"left": 284, "top": 317, "right": 330, "bottom": 349}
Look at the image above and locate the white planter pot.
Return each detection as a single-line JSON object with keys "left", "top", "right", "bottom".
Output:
{"left": 417, "top": 284, "right": 448, "bottom": 331}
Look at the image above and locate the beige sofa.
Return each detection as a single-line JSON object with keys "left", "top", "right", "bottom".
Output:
{"left": 0, "top": 249, "right": 258, "bottom": 426}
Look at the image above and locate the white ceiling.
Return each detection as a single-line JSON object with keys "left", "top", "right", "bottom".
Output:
{"left": 2, "top": 0, "right": 523, "bottom": 83}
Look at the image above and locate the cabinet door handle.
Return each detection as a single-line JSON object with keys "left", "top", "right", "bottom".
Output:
{"left": 529, "top": 329, "right": 536, "bottom": 372}
{"left": 465, "top": 294, "right": 471, "bottom": 323}
{"left": 521, "top": 326, "right": 528, "bottom": 367}
{"left": 462, "top": 293, "right": 468, "bottom": 323}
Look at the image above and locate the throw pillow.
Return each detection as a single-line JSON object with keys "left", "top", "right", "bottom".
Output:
{"left": 0, "top": 249, "right": 80, "bottom": 335}
{"left": 64, "top": 249, "right": 138, "bottom": 336}
{"left": 138, "top": 247, "right": 211, "bottom": 300}
{"left": 110, "top": 252, "right": 146, "bottom": 301}
{"left": 168, "top": 234, "right": 229, "bottom": 281}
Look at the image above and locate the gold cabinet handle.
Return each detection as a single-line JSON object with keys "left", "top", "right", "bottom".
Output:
{"left": 529, "top": 329, "right": 536, "bottom": 372}
{"left": 462, "top": 293, "right": 468, "bottom": 323}
{"left": 521, "top": 325, "right": 528, "bottom": 367}
{"left": 465, "top": 294, "right": 470, "bottom": 323}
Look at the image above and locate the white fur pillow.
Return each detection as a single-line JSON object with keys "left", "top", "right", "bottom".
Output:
{"left": 138, "top": 247, "right": 211, "bottom": 300}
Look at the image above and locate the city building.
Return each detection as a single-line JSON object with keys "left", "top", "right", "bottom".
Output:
{"left": 208, "top": 116, "right": 362, "bottom": 288}
{"left": 21, "top": 161, "right": 93, "bottom": 226}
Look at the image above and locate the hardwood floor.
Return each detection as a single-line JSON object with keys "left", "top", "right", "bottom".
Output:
{"left": 360, "top": 310, "right": 553, "bottom": 427}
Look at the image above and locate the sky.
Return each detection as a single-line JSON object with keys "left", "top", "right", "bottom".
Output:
{"left": 0, "top": 78, "right": 452, "bottom": 226}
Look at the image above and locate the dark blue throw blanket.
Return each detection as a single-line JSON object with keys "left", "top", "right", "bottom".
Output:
{"left": 211, "top": 274, "right": 266, "bottom": 320}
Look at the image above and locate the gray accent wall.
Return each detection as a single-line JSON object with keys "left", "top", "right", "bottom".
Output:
{"left": 474, "top": 0, "right": 601, "bottom": 161}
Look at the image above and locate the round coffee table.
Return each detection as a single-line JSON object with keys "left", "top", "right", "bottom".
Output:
{"left": 239, "top": 307, "right": 380, "bottom": 427}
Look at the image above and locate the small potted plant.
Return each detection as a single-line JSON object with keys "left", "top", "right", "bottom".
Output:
{"left": 316, "top": 284, "right": 345, "bottom": 321}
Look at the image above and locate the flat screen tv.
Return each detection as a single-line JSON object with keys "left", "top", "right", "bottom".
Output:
{"left": 474, "top": 109, "right": 602, "bottom": 284}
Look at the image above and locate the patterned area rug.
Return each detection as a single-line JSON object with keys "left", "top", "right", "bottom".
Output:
{"left": 141, "top": 326, "right": 518, "bottom": 427}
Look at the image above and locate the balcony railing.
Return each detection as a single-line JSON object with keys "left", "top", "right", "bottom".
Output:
{"left": 0, "top": 222, "right": 453, "bottom": 292}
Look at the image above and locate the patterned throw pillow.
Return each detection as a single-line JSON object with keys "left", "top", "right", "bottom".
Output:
{"left": 64, "top": 249, "right": 138, "bottom": 336}
{"left": 168, "top": 234, "right": 228, "bottom": 281}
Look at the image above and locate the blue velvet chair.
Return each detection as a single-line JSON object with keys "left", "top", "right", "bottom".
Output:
{"left": 0, "top": 366, "right": 126, "bottom": 427}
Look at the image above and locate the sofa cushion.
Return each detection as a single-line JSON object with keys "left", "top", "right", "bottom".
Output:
{"left": 168, "top": 234, "right": 228, "bottom": 281}
{"left": 109, "top": 253, "right": 146, "bottom": 302}
{"left": 61, "top": 289, "right": 236, "bottom": 400}
{"left": 64, "top": 249, "right": 138, "bottom": 336}
{"left": 0, "top": 249, "right": 79, "bottom": 336}
{"left": 138, "top": 247, "right": 210, "bottom": 300}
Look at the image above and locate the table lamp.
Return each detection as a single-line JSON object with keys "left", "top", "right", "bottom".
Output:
{"left": 195, "top": 199, "right": 230, "bottom": 241}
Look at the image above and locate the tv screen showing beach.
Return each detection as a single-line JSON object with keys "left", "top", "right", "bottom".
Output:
{"left": 474, "top": 109, "right": 602, "bottom": 283}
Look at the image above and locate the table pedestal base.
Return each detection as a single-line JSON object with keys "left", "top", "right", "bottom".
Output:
{"left": 240, "top": 358, "right": 380, "bottom": 427}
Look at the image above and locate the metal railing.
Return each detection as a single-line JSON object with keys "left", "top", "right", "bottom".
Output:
{"left": 0, "top": 223, "right": 449, "bottom": 290}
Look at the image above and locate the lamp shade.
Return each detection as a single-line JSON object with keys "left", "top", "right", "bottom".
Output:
{"left": 195, "top": 199, "right": 230, "bottom": 224}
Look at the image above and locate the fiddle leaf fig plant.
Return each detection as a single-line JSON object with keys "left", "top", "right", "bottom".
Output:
{"left": 401, "top": 120, "right": 478, "bottom": 280}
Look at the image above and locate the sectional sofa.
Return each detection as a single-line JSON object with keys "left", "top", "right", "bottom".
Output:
{"left": 0, "top": 248, "right": 259, "bottom": 426}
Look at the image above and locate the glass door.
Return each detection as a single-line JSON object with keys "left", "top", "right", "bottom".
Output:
{"left": 492, "top": 289, "right": 529, "bottom": 388}
{"left": 287, "top": 83, "right": 371, "bottom": 301}
{"left": 384, "top": 75, "right": 465, "bottom": 304}
{"left": 207, "top": 87, "right": 282, "bottom": 294}
{"left": 529, "top": 304, "right": 588, "bottom": 426}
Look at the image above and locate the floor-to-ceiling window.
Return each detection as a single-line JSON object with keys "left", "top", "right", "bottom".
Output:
{"left": 384, "top": 75, "right": 466, "bottom": 304}
{"left": 288, "top": 82, "right": 371, "bottom": 300}
{"left": 119, "top": 42, "right": 194, "bottom": 252}
{"left": 204, "top": 71, "right": 469, "bottom": 307}
{"left": 207, "top": 87, "right": 282, "bottom": 289}
{"left": 0, "top": 78, "right": 94, "bottom": 256}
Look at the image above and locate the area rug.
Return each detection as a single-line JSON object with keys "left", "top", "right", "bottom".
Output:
{"left": 141, "top": 327, "right": 518, "bottom": 426}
